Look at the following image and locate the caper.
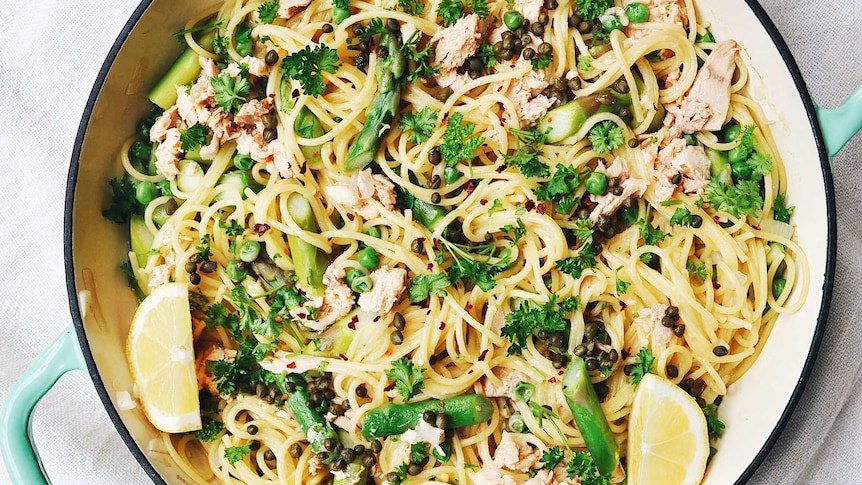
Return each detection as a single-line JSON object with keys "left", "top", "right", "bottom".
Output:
{"left": 584, "top": 322, "right": 599, "bottom": 340}
{"left": 537, "top": 12, "right": 549, "bottom": 25}
{"left": 585, "top": 358, "right": 599, "bottom": 371}
{"left": 411, "top": 239, "right": 424, "bottom": 253}
{"left": 362, "top": 454, "right": 377, "bottom": 468}
{"left": 435, "top": 413, "right": 451, "bottom": 429}
{"left": 614, "top": 78, "right": 630, "bottom": 93}
{"left": 544, "top": 0, "right": 558, "bottom": 9}
{"left": 619, "top": 108, "right": 633, "bottom": 122}
{"left": 501, "top": 49, "right": 514, "bottom": 61}
{"left": 429, "top": 148, "right": 442, "bottom": 165}
{"left": 264, "top": 50, "right": 279, "bottom": 66}
{"left": 200, "top": 260, "right": 217, "bottom": 273}
{"left": 503, "top": 37, "right": 514, "bottom": 50}
{"left": 537, "top": 42, "right": 553, "bottom": 56}
{"left": 502, "top": 31, "right": 515, "bottom": 43}
{"left": 189, "top": 272, "right": 201, "bottom": 285}
{"left": 567, "top": 77, "right": 581, "bottom": 91}
{"left": 468, "top": 56, "right": 484, "bottom": 71}
{"left": 289, "top": 443, "right": 302, "bottom": 458}
{"left": 530, "top": 22, "right": 545, "bottom": 36}
{"left": 264, "top": 449, "right": 277, "bottom": 461}
{"left": 164, "top": 197, "right": 179, "bottom": 215}
{"left": 673, "top": 324, "right": 686, "bottom": 337}
{"left": 672, "top": 173, "right": 683, "bottom": 185}
{"left": 493, "top": 41, "right": 505, "bottom": 56}
{"left": 435, "top": 87, "right": 453, "bottom": 102}
{"left": 387, "top": 18, "right": 401, "bottom": 32}
{"left": 376, "top": 45, "right": 389, "bottom": 59}
{"left": 323, "top": 438, "right": 338, "bottom": 452}
{"left": 322, "top": 23, "right": 334, "bottom": 33}
{"left": 407, "top": 463, "right": 423, "bottom": 475}
{"left": 522, "top": 47, "right": 535, "bottom": 60}
{"left": 521, "top": 34, "right": 532, "bottom": 46}
{"left": 574, "top": 344, "right": 587, "bottom": 358}
{"left": 354, "top": 52, "right": 369, "bottom": 70}
{"left": 423, "top": 410, "right": 438, "bottom": 424}
{"left": 262, "top": 112, "right": 278, "bottom": 129}
{"left": 184, "top": 261, "right": 197, "bottom": 273}
{"left": 341, "top": 448, "right": 357, "bottom": 463}
{"left": 431, "top": 192, "right": 442, "bottom": 204}
{"left": 597, "top": 91, "right": 615, "bottom": 105}
{"left": 391, "top": 330, "right": 404, "bottom": 345}
{"left": 628, "top": 138, "right": 639, "bottom": 148}
{"left": 263, "top": 128, "right": 277, "bottom": 142}
{"left": 578, "top": 21, "right": 594, "bottom": 34}
{"left": 666, "top": 364, "right": 679, "bottom": 378}
{"left": 393, "top": 312, "right": 406, "bottom": 330}
{"left": 371, "top": 440, "right": 383, "bottom": 453}
{"left": 713, "top": 345, "right": 729, "bottom": 357}
{"left": 691, "top": 215, "right": 703, "bottom": 228}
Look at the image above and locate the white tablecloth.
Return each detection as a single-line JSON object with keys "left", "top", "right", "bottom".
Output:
{"left": 0, "top": 1, "right": 859, "bottom": 483}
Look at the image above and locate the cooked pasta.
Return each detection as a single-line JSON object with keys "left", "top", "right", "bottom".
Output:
{"left": 106, "top": 0, "right": 808, "bottom": 483}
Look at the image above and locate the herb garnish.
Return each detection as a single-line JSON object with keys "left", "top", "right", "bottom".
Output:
{"left": 386, "top": 357, "right": 426, "bottom": 401}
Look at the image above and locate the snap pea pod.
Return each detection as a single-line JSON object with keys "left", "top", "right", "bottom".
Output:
{"left": 561, "top": 357, "right": 619, "bottom": 477}
{"left": 284, "top": 375, "right": 339, "bottom": 453}
{"left": 295, "top": 107, "right": 325, "bottom": 165}
{"left": 706, "top": 148, "right": 732, "bottom": 185}
{"left": 344, "top": 32, "right": 406, "bottom": 171}
{"left": 286, "top": 193, "right": 328, "bottom": 297}
{"left": 149, "top": 31, "right": 216, "bottom": 110}
{"left": 538, "top": 90, "right": 633, "bottom": 144}
{"left": 361, "top": 394, "right": 493, "bottom": 440}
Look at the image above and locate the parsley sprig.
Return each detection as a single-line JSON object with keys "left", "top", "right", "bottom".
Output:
{"left": 773, "top": 193, "right": 795, "bottom": 223}
{"left": 258, "top": 0, "right": 279, "bottom": 23}
{"left": 280, "top": 44, "right": 340, "bottom": 97}
{"left": 440, "top": 112, "right": 485, "bottom": 166}
{"left": 386, "top": 357, "right": 426, "bottom": 401}
{"left": 557, "top": 241, "right": 599, "bottom": 280}
{"left": 628, "top": 347, "right": 655, "bottom": 385}
{"left": 534, "top": 164, "right": 588, "bottom": 215}
{"left": 408, "top": 273, "right": 450, "bottom": 302}
{"left": 180, "top": 122, "right": 208, "bottom": 151}
{"left": 705, "top": 179, "right": 764, "bottom": 219}
{"left": 588, "top": 121, "right": 625, "bottom": 155}
{"left": 402, "top": 32, "right": 440, "bottom": 82}
{"left": 399, "top": 107, "right": 438, "bottom": 144}
{"left": 211, "top": 69, "right": 250, "bottom": 114}
{"left": 501, "top": 295, "right": 581, "bottom": 355}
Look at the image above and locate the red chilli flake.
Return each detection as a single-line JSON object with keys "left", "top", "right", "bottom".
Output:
{"left": 346, "top": 213, "right": 356, "bottom": 221}
{"left": 480, "top": 199, "right": 488, "bottom": 205}
{"left": 468, "top": 369, "right": 475, "bottom": 374}
{"left": 548, "top": 377, "right": 557, "bottom": 383}
{"left": 439, "top": 322, "right": 446, "bottom": 330}
{"left": 373, "top": 315, "right": 381, "bottom": 322}
{"left": 253, "top": 223, "right": 271, "bottom": 236}
{"left": 427, "top": 263, "right": 434, "bottom": 270}
{"left": 537, "top": 203, "right": 548, "bottom": 215}
{"left": 347, "top": 320, "right": 357, "bottom": 331}
{"left": 465, "top": 180, "right": 476, "bottom": 194}
{"left": 478, "top": 349, "right": 489, "bottom": 361}
{"left": 299, "top": 162, "right": 308, "bottom": 174}
{"left": 496, "top": 164, "right": 508, "bottom": 173}
{"left": 385, "top": 382, "right": 396, "bottom": 391}
{"left": 339, "top": 353, "right": 348, "bottom": 361}
{"left": 438, "top": 401, "right": 446, "bottom": 408}
{"left": 525, "top": 200, "right": 536, "bottom": 212}
{"left": 286, "top": 362, "right": 297, "bottom": 369}
{"left": 465, "top": 303, "right": 474, "bottom": 311}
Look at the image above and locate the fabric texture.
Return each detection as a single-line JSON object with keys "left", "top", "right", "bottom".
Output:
{"left": 0, "top": 0, "right": 858, "bottom": 484}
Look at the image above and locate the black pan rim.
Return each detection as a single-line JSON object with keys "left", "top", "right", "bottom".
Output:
{"left": 61, "top": 1, "right": 837, "bottom": 484}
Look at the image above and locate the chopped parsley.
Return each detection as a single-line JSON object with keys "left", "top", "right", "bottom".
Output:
{"left": 638, "top": 218, "right": 668, "bottom": 245}
{"left": 514, "top": 381, "right": 535, "bottom": 402}
{"left": 566, "top": 450, "right": 611, "bottom": 485}
{"left": 445, "top": 243, "right": 510, "bottom": 291}
{"left": 705, "top": 179, "right": 764, "bottom": 219}
{"left": 119, "top": 260, "right": 137, "bottom": 289}
{"left": 577, "top": 54, "right": 594, "bottom": 71}
{"left": 103, "top": 177, "right": 141, "bottom": 224}
{"left": 468, "top": 0, "right": 489, "bottom": 19}
{"left": 212, "top": 34, "right": 229, "bottom": 55}
{"left": 399, "top": 107, "right": 438, "bottom": 144}
{"left": 687, "top": 260, "right": 709, "bottom": 281}
{"left": 179, "top": 122, "right": 208, "bottom": 151}
{"left": 576, "top": 0, "right": 612, "bottom": 21}
{"left": 669, "top": 207, "right": 694, "bottom": 227}
{"left": 410, "top": 442, "right": 428, "bottom": 462}
{"left": 628, "top": 347, "right": 655, "bottom": 385}
{"left": 478, "top": 43, "right": 498, "bottom": 70}
{"left": 557, "top": 242, "right": 599, "bottom": 280}
{"left": 502, "top": 149, "right": 550, "bottom": 178}
{"left": 408, "top": 273, "right": 451, "bottom": 302}
{"left": 487, "top": 198, "right": 503, "bottom": 215}
{"left": 531, "top": 55, "right": 552, "bottom": 70}
{"left": 397, "top": 0, "right": 424, "bottom": 15}
{"left": 224, "top": 444, "right": 251, "bottom": 464}
{"left": 511, "top": 127, "right": 549, "bottom": 146}
{"left": 403, "top": 33, "right": 439, "bottom": 82}
{"left": 748, "top": 152, "right": 774, "bottom": 177}
{"left": 500, "top": 218, "right": 527, "bottom": 244}
{"left": 615, "top": 267, "right": 630, "bottom": 295}
{"left": 437, "top": 0, "right": 465, "bottom": 26}
{"left": 702, "top": 403, "right": 726, "bottom": 438}
{"left": 280, "top": 44, "right": 340, "bottom": 97}
{"left": 735, "top": 125, "right": 757, "bottom": 161}
{"left": 440, "top": 112, "right": 485, "bottom": 166}
{"left": 211, "top": 70, "right": 250, "bottom": 114}
{"left": 197, "top": 234, "right": 212, "bottom": 262}
{"left": 501, "top": 295, "right": 581, "bottom": 355}
{"left": 588, "top": 121, "right": 625, "bottom": 155}
{"left": 534, "top": 164, "right": 584, "bottom": 215}
{"left": 195, "top": 420, "right": 224, "bottom": 441}
{"left": 773, "top": 193, "right": 795, "bottom": 223}
{"left": 258, "top": 0, "right": 280, "bottom": 23}
{"left": 540, "top": 447, "right": 565, "bottom": 471}
{"left": 386, "top": 357, "right": 426, "bottom": 401}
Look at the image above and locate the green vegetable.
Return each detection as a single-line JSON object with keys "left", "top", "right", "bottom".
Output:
{"left": 534, "top": 164, "right": 584, "bottom": 215}
{"left": 731, "top": 160, "right": 753, "bottom": 180}
{"left": 345, "top": 32, "right": 405, "bottom": 170}
{"left": 507, "top": 413, "right": 526, "bottom": 432}
{"left": 281, "top": 44, "right": 341, "bottom": 98}
{"left": 176, "top": 160, "right": 204, "bottom": 193}
{"left": 444, "top": 166, "right": 461, "bottom": 184}
{"left": 284, "top": 375, "right": 340, "bottom": 452}
{"left": 687, "top": 260, "right": 709, "bottom": 281}
{"left": 557, "top": 243, "right": 599, "bottom": 280}
{"left": 399, "top": 107, "right": 438, "bottom": 145}
{"left": 566, "top": 451, "right": 611, "bottom": 484}
{"left": 149, "top": 32, "right": 215, "bottom": 109}
{"left": 361, "top": 395, "right": 494, "bottom": 439}
{"left": 628, "top": 347, "right": 655, "bottom": 385}
{"left": 541, "top": 447, "right": 566, "bottom": 471}
{"left": 440, "top": 112, "right": 485, "bottom": 167}
{"left": 538, "top": 91, "right": 632, "bottom": 144}
{"left": 728, "top": 125, "right": 757, "bottom": 164}
{"left": 705, "top": 179, "right": 764, "bottom": 219}
{"left": 365, "top": 226, "right": 382, "bottom": 239}
{"left": 130, "top": 215, "right": 155, "bottom": 267}
{"left": 625, "top": 2, "right": 649, "bottom": 23}
{"left": 696, "top": 30, "right": 716, "bottom": 44}
{"left": 332, "top": 0, "right": 351, "bottom": 23}
{"left": 588, "top": 121, "right": 625, "bottom": 155}
{"left": 437, "top": 0, "right": 465, "bottom": 26}
{"left": 385, "top": 357, "right": 426, "bottom": 402}
{"left": 211, "top": 70, "right": 251, "bottom": 115}
{"left": 224, "top": 444, "right": 251, "bottom": 464}
{"left": 350, "top": 274, "right": 373, "bottom": 293}
{"left": 600, "top": 14, "right": 622, "bottom": 32}
{"left": 398, "top": 0, "right": 424, "bottom": 15}
{"left": 408, "top": 273, "right": 451, "bottom": 302}
{"left": 706, "top": 149, "right": 732, "bottom": 185}
{"left": 195, "top": 420, "right": 224, "bottom": 442}
{"left": 129, "top": 141, "right": 152, "bottom": 172}
{"left": 233, "top": 152, "right": 254, "bottom": 171}
{"left": 333, "top": 461, "right": 369, "bottom": 485}
{"left": 773, "top": 194, "right": 795, "bottom": 223}
{"left": 576, "top": 0, "right": 612, "bottom": 21}
{"left": 234, "top": 24, "right": 254, "bottom": 56}
{"left": 226, "top": 260, "right": 248, "bottom": 281}
{"left": 669, "top": 208, "right": 694, "bottom": 227}
{"left": 503, "top": 149, "right": 550, "bottom": 178}
{"left": 723, "top": 123, "right": 742, "bottom": 143}
{"left": 772, "top": 278, "right": 787, "bottom": 299}
{"left": 216, "top": 171, "right": 251, "bottom": 201}
{"left": 151, "top": 202, "right": 171, "bottom": 227}
{"left": 503, "top": 10, "right": 523, "bottom": 30}
{"left": 584, "top": 172, "right": 608, "bottom": 195}
{"left": 701, "top": 403, "right": 726, "bottom": 438}
{"left": 432, "top": 442, "right": 453, "bottom": 464}
{"left": 286, "top": 193, "right": 328, "bottom": 296}
{"left": 295, "top": 107, "right": 325, "bottom": 165}
{"left": 561, "top": 358, "right": 619, "bottom": 477}
{"left": 358, "top": 246, "right": 380, "bottom": 270}
{"left": 258, "top": 0, "right": 279, "bottom": 23}
{"left": 398, "top": 187, "right": 448, "bottom": 231}
{"left": 747, "top": 152, "right": 774, "bottom": 178}
{"left": 239, "top": 241, "right": 261, "bottom": 262}
{"left": 637, "top": 218, "right": 667, "bottom": 245}
{"left": 135, "top": 181, "right": 159, "bottom": 205}
{"left": 179, "top": 122, "right": 208, "bottom": 151}
{"left": 403, "top": 31, "right": 440, "bottom": 82}
{"left": 501, "top": 295, "right": 581, "bottom": 355}
{"left": 103, "top": 177, "right": 142, "bottom": 224}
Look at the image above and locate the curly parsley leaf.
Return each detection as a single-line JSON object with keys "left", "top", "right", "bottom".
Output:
{"left": 534, "top": 164, "right": 583, "bottom": 215}
{"left": 531, "top": 55, "right": 552, "bottom": 70}
{"left": 211, "top": 70, "right": 250, "bottom": 114}
{"left": 702, "top": 403, "right": 726, "bottom": 438}
{"left": 503, "top": 149, "right": 550, "bottom": 178}
{"left": 399, "top": 107, "right": 438, "bottom": 145}
{"left": 103, "top": 177, "right": 142, "bottom": 224}
{"left": 588, "top": 121, "right": 625, "bottom": 155}
{"left": 773, "top": 193, "right": 795, "bottom": 223}
{"left": 541, "top": 447, "right": 566, "bottom": 471}
{"left": 398, "top": 0, "right": 424, "bottom": 14}
{"left": 120, "top": 260, "right": 137, "bottom": 289}
{"left": 478, "top": 43, "right": 498, "bottom": 69}
{"left": 502, "top": 295, "right": 579, "bottom": 355}
{"left": 410, "top": 442, "right": 428, "bottom": 462}
{"left": 566, "top": 451, "right": 611, "bottom": 485}
{"left": 437, "top": 0, "right": 465, "bottom": 26}
{"left": 234, "top": 24, "right": 254, "bottom": 57}
{"left": 468, "top": 0, "right": 489, "bottom": 19}
{"left": 510, "top": 127, "right": 549, "bottom": 146}
{"left": 179, "top": 122, "right": 208, "bottom": 151}
{"left": 280, "top": 44, "right": 340, "bottom": 97}
{"left": 577, "top": 54, "right": 594, "bottom": 71}
{"left": 403, "top": 33, "right": 439, "bottom": 82}
{"left": 447, "top": 253, "right": 509, "bottom": 292}
{"left": 748, "top": 151, "right": 774, "bottom": 177}
{"left": 705, "top": 179, "right": 764, "bottom": 219}
{"left": 669, "top": 207, "right": 693, "bottom": 227}
{"left": 212, "top": 34, "right": 229, "bottom": 55}
{"left": 408, "top": 273, "right": 451, "bottom": 302}
{"left": 638, "top": 218, "right": 668, "bottom": 245}
{"left": 258, "top": 0, "right": 280, "bottom": 23}
{"left": 628, "top": 347, "right": 655, "bottom": 385}
{"left": 386, "top": 357, "right": 426, "bottom": 401}
{"left": 615, "top": 267, "right": 630, "bottom": 295}
{"left": 687, "top": 260, "right": 709, "bottom": 281}
{"left": 576, "top": 0, "right": 612, "bottom": 21}
{"left": 500, "top": 218, "right": 527, "bottom": 244}
{"left": 195, "top": 420, "right": 224, "bottom": 441}
{"left": 557, "top": 242, "right": 599, "bottom": 280}
{"left": 735, "top": 125, "right": 757, "bottom": 161}
{"left": 224, "top": 444, "right": 251, "bottom": 464}
{"left": 440, "top": 112, "right": 485, "bottom": 166}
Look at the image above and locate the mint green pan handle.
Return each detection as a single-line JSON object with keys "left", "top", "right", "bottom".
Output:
{"left": 0, "top": 326, "right": 85, "bottom": 484}
{"left": 817, "top": 85, "right": 862, "bottom": 158}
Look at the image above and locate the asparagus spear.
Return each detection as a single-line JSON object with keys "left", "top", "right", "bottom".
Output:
{"left": 149, "top": 32, "right": 216, "bottom": 110}
{"left": 561, "top": 357, "right": 619, "bottom": 477}
{"left": 344, "top": 32, "right": 406, "bottom": 171}
{"left": 706, "top": 149, "right": 732, "bottom": 184}
{"left": 538, "top": 90, "right": 633, "bottom": 144}
{"left": 397, "top": 186, "right": 448, "bottom": 232}
{"left": 295, "top": 107, "right": 326, "bottom": 165}
{"left": 286, "top": 193, "right": 328, "bottom": 297}
{"left": 361, "top": 394, "right": 493, "bottom": 439}
{"left": 333, "top": 461, "right": 369, "bottom": 485}
{"left": 284, "top": 375, "right": 339, "bottom": 452}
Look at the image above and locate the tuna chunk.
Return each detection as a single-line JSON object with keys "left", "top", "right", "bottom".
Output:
{"left": 154, "top": 128, "right": 182, "bottom": 180}
{"left": 471, "top": 466, "right": 518, "bottom": 485}
{"left": 666, "top": 40, "right": 741, "bottom": 135}
{"left": 634, "top": 304, "right": 674, "bottom": 350}
{"left": 655, "top": 138, "right": 712, "bottom": 195}
{"left": 514, "top": 0, "right": 543, "bottom": 23}
{"left": 278, "top": 0, "right": 313, "bottom": 18}
{"left": 150, "top": 105, "right": 183, "bottom": 142}
{"left": 357, "top": 266, "right": 407, "bottom": 313}
{"left": 493, "top": 431, "right": 542, "bottom": 472}
{"left": 588, "top": 157, "right": 649, "bottom": 220}
{"left": 324, "top": 169, "right": 397, "bottom": 220}
{"left": 496, "top": 60, "right": 554, "bottom": 128}
{"left": 478, "top": 368, "right": 530, "bottom": 400}
{"left": 431, "top": 14, "right": 482, "bottom": 71}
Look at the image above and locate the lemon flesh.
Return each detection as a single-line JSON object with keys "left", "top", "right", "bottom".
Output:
{"left": 127, "top": 282, "right": 201, "bottom": 433}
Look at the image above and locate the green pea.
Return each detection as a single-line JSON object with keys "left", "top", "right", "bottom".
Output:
{"left": 731, "top": 161, "right": 753, "bottom": 180}
{"left": 772, "top": 278, "right": 787, "bottom": 299}
{"left": 346, "top": 268, "right": 367, "bottom": 286}
{"left": 444, "top": 167, "right": 461, "bottom": 184}
{"left": 508, "top": 413, "right": 526, "bottom": 433}
{"left": 239, "top": 240, "right": 262, "bottom": 262}
{"left": 135, "top": 181, "right": 159, "bottom": 205}
{"left": 365, "top": 226, "right": 382, "bottom": 239}
{"left": 157, "top": 179, "right": 173, "bottom": 196}
{"left": 620, "top": 205, "right": 639, "bottom": 225}
{"left": 358, "top": 246, "right": 380, "bottom": 270}
{"left": 503, "top": 11, "right": 523, "bottom": 30}
{"left": 584, "top": 172, "right": 608, "bottom": 195}
{"left": 129, "top": 141, "right": 152, "bottom": 167}
{"left": 332, "top": 7, "right": 350, "bottom": 24}
{"left": 601, "top": 15, "right": 623, "bottom": 32}
{"left": 723, "top": 124, "right": 742, "bottom": 142}
{"left": 728, "top": 146, "right": 749, "bottom": 165}
{"left": 233, "top": 152, "right": 254, "bottom": 171}
{"left": 350, "top": 274, "right": 373, "bottom": 293}
{"left": 227, "top": 260, "right": 248, "bottom": 282}
{"left": 625, "top": 3, "right": 649, "bottom": 23}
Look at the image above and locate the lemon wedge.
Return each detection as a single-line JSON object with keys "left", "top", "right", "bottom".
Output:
{"left": 127, "top": 282, "right": 201, "bottom": 433}
{"left": 627, "top": 374, "right": 709, "bottom": 485}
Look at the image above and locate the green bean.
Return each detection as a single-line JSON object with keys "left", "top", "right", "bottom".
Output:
{"left": 295, "top": 107, "right": 325, "bottom": 165}
{"left": 361, "top": 395, "right": 493, "bottom": 439}
{"left": 706, "top": 149, "right": 732, "bottom": 185}
{"left": 562, "top": 357, "right": 619, "bottom": 477}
